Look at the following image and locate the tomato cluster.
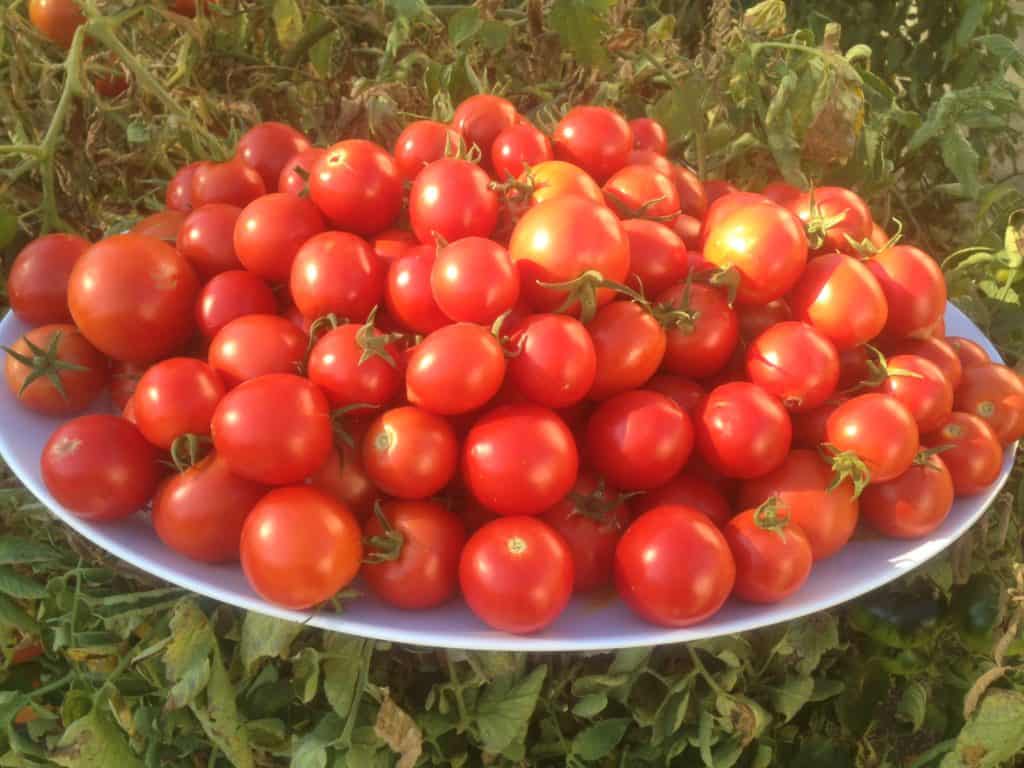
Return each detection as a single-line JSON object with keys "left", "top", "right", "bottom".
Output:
{"left": 6, "top": 97, "right": 1020, "bottom": 635}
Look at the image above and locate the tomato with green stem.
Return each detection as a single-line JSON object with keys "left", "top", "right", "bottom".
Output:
{"left": 602, "top": 165, "right": 681, "bottom": 221}
{"left": 278, "top": 147, "right": 326, "bottom": 197}
{"left": 491, "top": 123, "right": 553, "bottom": 181}
{"left": 310, "top": 140, "right": 403, "bottom": 235}
{"left": 394, "top": 120, "right": 463, "bottom": 181}
{"left": 362, "top": 406, "right": 457, "bottom": 499}
{"left": 552, "top": 106, "right": 632, "bottom": 183}
{"left": 176, "top": 204, "right": 243, "bottom": 280}
{"left": 450, "top": 94, "right": 518, "bottom": 165}
{"left": 724, "top": 497, "right": 813, "bottom": 603}
{"left": 191, "top": 159, "right": 266, "bottom": 208}
{"left": 507, "top": 313, "right": 596, "bottom": 408}
{"left": 657, "top": 282, "right": 739, "bottom": 381}
{"left": 785, "top": 187, "right": 873, "bottom": 253}
{"left": 587, "top": 300, "right": 666, "bottom": 400}
{"left": 307, "top": 311, "right": 403, "bottom": 411}
{"left": 746, "top": 321, "right": 840, "bottom": 412}
{"left": 406, "top": 323, "right": 505, "bottom": 415}
{"left": 825, "top": 393, "right": 919, "bottom": 487}
{"left": 195, "top": 270, "right": 277, "bottom": 339}
{"left": 629, "top": 117, "right": 668, "bottom": 154}
{"left": 522, "top": 161, "right": 604, "bottom": 207}
{"left": 8, "top": 233, "right": 90, "bottom": 326}
{"left": 694, "top": 381, "right": 792, "bottom": 479}
{"left": 867, "top": 245, "right": 946, "bottom": 338}
{"left": 134, "top": 358, "right": 224, "bottom": 451}
{"left": 235, "top": 121, "right": 311, "bottom": 192}
{"left": 409, "top": 158, "right": 499, "bottom": 244}
{"left": 888, "top": 335, "right": 962, "bottom": 390}
{"left": 208, "top": 314, "right": 306, "bottom": 388}
{"left": 860, "top": 451, "right": 954, "bottom": 538}
{"left": 876, "top": 353, "right": 953, "bottom": 433}
{"left": 922, "top": 412, "right": 1002, "bottom": 495}
{"left": 289, "top": 231, "right": 385, "bottom": 323}
{"left": 4, "top": 325, "right": 107, "bottom": 416}
{"left": 385, "top": 245, "right": 450, "bottom": 334}
{"left": 954, "top": 363, "right": 1024, "bottom": 445}
{"left": 431, "top": 237, "right": 519, "bottom": 324}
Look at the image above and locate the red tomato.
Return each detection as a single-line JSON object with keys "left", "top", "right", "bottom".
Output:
{"left": 235, "top": 121, "right": 311, "bottom": 191}
{"left": 869, "top": 222, "right": 890, "bottom": 249}
{"left": 724, "top": 501, "right": 813, "bottom": 603}
{"left": 309, "top": 441, "right": 379, "bottom": 522}
{"left": 134, "top": 358, "right": 224, "bottom": 450}
{"left": 130, "top": 211, "right": 187, "bottom": 243}
{"left": 587, "top": 301, "right": 666, "bottom": 400}
{"left": 603, "top": 165, "right": 680, "bottom": 220}
{"left": 372, "top": 228, "right": 417, "bottom": 263}
{"left": 310, "top": 140, "right": 402, "bottom": 235}
{"left": 240, "top": 486, "right": 362, "bottom": 610}
{"left": 406, "top": 324, "right": 506, "bottom": 414}
{"left": 785, "top": 187, "right": 873, "bottom": 253}
{"left": 409, "top": 158, "right": 499, "bottom": 244}
{"left": 867, "top": 245, "right": 946, "bottom": 338}
{"left": 672, "top": 215, "right": 702, "bottom": 250}
{"left": 622, "top": 220, "right": 687, "bottom": 298}
{"left": 669, "top": 165, "right": 708, "bottom": 219}
{"left": 878, "top": 354, "right": 953, "bottom": 433}
{"left": 627, "top": 150, "right": 673, "bottom": 177}
{"left": 615, "top": 505, "right": 735, "bottom": 626}
{"left": 629, "top": 118, "right": 668, "bottom": 154}
{"left": 176, "top": 204, "right": 243, "bottom": 280}
{"left": 507, "top": 314, "right": 596, "bottom": 408}
{"left": 195, "top": 270, "right": 277, "bottom": 338}
{"left": 860, "top": 452, "right": 954, "bottom": 538}
{"left": 208, "top": 314, "right": 305, "bottom": 388}
{"left": 954, "top": 363, "right": 1024, "bottom": 444}
{"left": 191, "top": 159, "right": 266, "bottom": 208}
{"left": 68, "top": 234, "right": 199, "bottom": 364}
{"left": 166, "top": 161, "right": 205, "bottom": 212}
{"left": 289, "top": 232, "right": 385, "bottom": 323}
{"left": 826, "top": 393, "right": 919, "bottom": 484}
{"left": 888, "top": 336, "right": 962, "bottom": 390}
{"left": 363, "top": 500, "right": 467, "bottom": 610}
{"left": 451, "top": 94, "right": 518, "bottom": 165}
{"left": 41, "top": 415, "right": 160, "bottom": 521}
{"left": 110, "top": 361, "right": 144, "bottom": 411}
{"left": 152, "top": 452, "right": 267, "bottom": 563}
{"left": 790, "top": 399, "right": 844, "bottom": 449}
{"left": 922, "top": 413, "right": 1002, "bottom": 495}
{"left": 645, "top": 374, "right": 704, "bottom": 415}
{"left": 738, "top": 299, "right": 791, "bottom": 342}
{"left": 7, "top": 233, "right": 90, "bottom": 325}
{"left": 393, "top": 120, "right": 462, "bottom": 181}
{"left": 837, "top": 345, "right": 872, "bottom": 390}
{"left": 491, "top": 123, "right": 553, "bottom": 181}
{"left": 760, "top": 181, "right": 802, "bottom": 206}
{"left": 586, "top": 390, "right": 693, "bottom": 491}
{"left": 657, "top": 282, "right": 739, "bottom": 380}
{"left": 463, "top": 405, "right": 578, "bottom": 516}
{"left": 699, "top": 191, "right": 767, "bottom": 246}
{"left": 524, "top": 161, "right": 605, "bottom": 206}
{"left": 278, "top": 147, "right": 327, "bottom": 197}
{"left": 430, "top": 237, "right": 519, "bottom": 323}
{"left": 630, "top": 471, "right": 731, "bottom": 527}
{"left": 362, "top": 406, "right": 457, "bottom": 499}
{"left": 702, "top": 180, "right": 740, "bottom": 205}
{"left": 29, "top": 0, "right": 84, "bottom": 48}
{"left": 385, "top": 245, "right": 450, "bottom": 334}
{"left": 552, "top": 106, "right": 632, "bottom": 183}
{"left": 4, "top": 324, "right": 107, "bottom": 416}
{"left": 946, "top": 336, "right": 990, "bottom": 369}
{"left": 212, "top": 374, "right": 333, "bottom": 485}
{"left": 695, "top": 382, "right": 792, "bottom": 479}
{"left": 746, "top": 321, "right": 839, "bottom": 412}
{"left": 308, "top": 321, "right": 401, "bottom": 409}
{"left": 235, "top": 193, "right": 325, "bottom": 282}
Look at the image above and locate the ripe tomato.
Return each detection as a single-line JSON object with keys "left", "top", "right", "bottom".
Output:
{"left": 430, "top": 237, "right": 519, "bottom": 323}
{"left": 630, "top": 471, "right": 731, "bottom": 527}
{"left": 645, "top": 374, "right": 704, "bottom": 415}
{"left": 68, "top": 234, "right": 199, "bottom": 364}
{"left": 29, "top": 0, "right": 84, "bottom": 48}
{"left": 586, "top": 390, "right": 692, "bottom": 491}
{"left": 615, "top": 505, "right": 735, "bottom": 626}
{"left": 672, "top": 215, "right": 702, "bottom": 250}
{"left": 552, "top": 106, "right": 632, "bottom": 183}
{"left": 670, "top": 165, "right": 708, "bottom": 219}
{"left": 195, "top": 270, "right": 277, "bottom": 338}
{"left": 785, "top": 187, "right": 873, "bottom": 253}
{"left": 409, "top": 158, "right": 499, "bottom": 244}
{"left": 362, "top": 406, "right": 457, "bottom": 499}
{"left": 41, "top": 415, "right": 160, "bottom": 521}
{"left": 385, "top": 245, "right": 450, "bottom": 334}
{"left": 308, "top": 320, "right": 401, "bottom": 410}
{"left": 289, "top": 232, "right": 384, "bottom": 322}
{"left": 587, "top": 300, "right": 666, "bottom": 400}
{"left": 826, "top": 394, "right": 919, "bottom": 484}
{"left": 393, "top": 120, "right": 462, "bottom": 181}
{"left": 4, "top": 324, "right": 107, "bottom": 416}
{"left": 922, "top": 413, "right": 1002, "bottom": 495}
{"left": 212, "top": 374, "right": 333, "bottom": 485}
{"left": 363, "top": 500, "right": 467, "bottom": 610}
{"left": 657, "top": 282, "right": 739, "bottom": 380}
{"left": 703, "top": 198, "right": 808, "bottom": 305}
{"left": 622, "top": 220, "right": 687, "bottom": 298}
{"left": 524, "top": 161, "right": 604, "bottom": 206}
{"left": 152, "top": 452, "right": 267, "bottom": 563}
{"left": 603, "top": 165, "right": 680, "bottom": 220}
{"left": 235, "top": 193, "right": 325, "bottom": 282}
{"left": 235, "top": 122, "right": 310, "bottom": 191}
{"left": 7, "top": 233, "right": 90, "bottom": 326}
{"left": 703, "top": 180, "right": 740, "bottom": 206}
{"left": 836, "top": 345, "right": 871, "bottom": 390}
{"left": 746, "top": 321, "right": 839, "bottom": 412}
{"left": 310, "top": 140, "right": 402, "bottom": 235}
{"left": 240, "top": 486, "right": 362, "bottom": 610}
{"left": 134, "top": 358, "right": 224, "bottom": 450}
{"left": 406, "top": 324, "right": 505, "bottom": 414}
{"left": 789, "top": 398, "right": 843, "bottom": 449}
{"left": 507, "top": 314, "right": 596, "bottom": 408}
{"left": 738, "top": 449, "right": 858, "bottom": 560}
{"left": 788, "top": 252, "right": 888, "bottom": 350}
{"left": 191, "top": 159, "right": 266, "bottom": 208}
{"left": 867, "top": 245, "right": 946, "bottom": 338}
{"left": 760, "top": 181, "right": 802, "bottom": 206}
{"left": 738, "top": 299, "right": 791, "bottom": 342}
{"left": 131, "top": 211, "right": 187, "bottom": 243}
{"left": 110, "top": 361, "right": 144, "bottom": 411}
{"left": 628, "top": 118, "right": 668, "bottom": 154}
{"left": 699, "top": 191, "right": 767, "bottom": 246}
{"left": 464, "top": 405, "right": 578, "bottom": 515}
{"left": 450, "top": 94, "right": 518, "bottom": 164}
{"left": 509, "top": 196, "right": 629, "bottom": 313}
{"left": 695, "top": 382, "right": 792, "bottom": 479}
{"left": 176, "top": 204, "right": 243, "bottom": 280}
{"left": 861, "top": 452, "right": 954, "bottom": 538}
{"left": 954, "top": 363, "right": 1024, "bottom": 445}
{"left": 491, "top": 123, "right": 553, "bottom": 180}
{"left": 946, "top": 336, "right": 990, "bottom": 369}
{"left": 888, "top": 336, "right": 962, "bottom": 390}
{"left": 207, "top": 314, "right": 305, "bottom": 388}
{"left": 373, "top": 229, "right": 417, "bottom": 263}
{"left": 309, "top": 441, "right": 378, "bottom": 522}
{"left": 166, "top": 161, "right": 205, "bottom": 212}
{"left": 878, "top": 354, "right": 953, "bottom": 433}
{"left": 278, "top": 146, "right": 326, "bottom": 197}
{"left": 728, "top": 501, "right": 814, "bottom": 605}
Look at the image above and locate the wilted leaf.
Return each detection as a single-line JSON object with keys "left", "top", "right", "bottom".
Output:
{"left": 50, "top": 709, "right": 143, "bottom": 768}
{"left": 240, "top": 612, "right": 303, "bottom": 673}
{"left": 572, "top": 718, "right": 630, "bottom": 761}
{"left": 476, "top": 665, "right": 546, "bottom": 754}
{"left": 273, "top": 0, "right": 304, "bottom": 49}
{"left": 374, "top": 697, "right": 422, "bottom": 768}
{"left": 192, "top": 647, "right": 253, "bottom": 768}
{"left": 779, "top": 615, "right": 840, "bottom": 675}
{"left": 940, "top": 690, "right": 1024, "bottom": 767}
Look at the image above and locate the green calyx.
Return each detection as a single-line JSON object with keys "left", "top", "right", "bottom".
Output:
{"left": 3, "top": 330, "right": 89, "bottom": 403}
{"left": 822, "top": 443, "right": 871, "bottom": 498}
{"left": 363, "top": 501, "right": 405, "bottom": 564}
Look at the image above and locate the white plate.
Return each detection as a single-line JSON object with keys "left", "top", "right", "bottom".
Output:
{"left": 0, "top": 306, "right": 1016, "bottom": 651}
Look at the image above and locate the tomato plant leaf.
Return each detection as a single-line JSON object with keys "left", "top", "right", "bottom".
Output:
{"left": 571, "top": 717, "right": 630, "bottom": 761}
{"left": 769, "top": 675, "right": 814, "bottom": 723}
{"left": 941, "top": 131, "right": 981, "bottom": 199}
{"left": 475, "top": 665, "right": 546, "bottom": 755}
{"left": 975, "top": 34, "right": 1024, "bottom": 76}
{"left": 291, "top": 712, "right": 343, "bottom": 768}
{"left": 192, "top": 646, "right": 254, "bottom": 768}
{"left": 0, "top": 209, "right": 18, "bottom": 250}
{"left": 571, "top": 693, "right": 608, "bottom": 719}
{"left": 448, "top": 7, "right": 481, "bottom": 49}
{"left": 776, "top": 615, "right": 841, "bottom": 675}
{"left": 272, "top": 0, "right": 304, "bottom": 50}
{"left": 323, "top": 635, "right": 370, "bottom": 719}
{"left": 163, "top": 600, "right": 216, "bottom": 684}
{"left": 940, "top": 690, "right": 1024, "bottom": 768}
{"left": 50, "top": 709, "right": 144, "bottom": 768}
{"left": 547, "top": 0, "right": 610, "bottom": 69}
{"left": 478, "top": 21, "right": 511, "bottom": 52}
{"left": 0, "top": 537, "right": 58, "bottom": 564}
{"left": 240, "top": 612, "right": 303, "bottom": 674}
{"left": 0, "top": 566, "right": 46, "bottom": 600}
{"left": 897, "top": 681, "right": 928, "bottom": 733}
{"left": 292, "top": 647, "right": 321, "bottom": 704}
{"left": 374, "top": 696, "right": 423, "bottom": 768}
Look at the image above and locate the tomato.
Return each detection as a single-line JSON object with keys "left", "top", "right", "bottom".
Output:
{"left": 278, "top": 147, "right": 326, "bottom": 197}
{"left": 289, "top": 232, "right": 385, "bottom": 323}
{"left": 176, "top": 204, "right": 243, "bottom": 280}
{"left": 587, "top": 300, "right": 666, "bottom": 400}
{"left": 166, "top": 161, "right": 205, "bottom": 212}
{"left": 29, "top": 0, "right": 84, "bottom": 48}
{"left": 552, "top": 106, "right": 632, "bottom": 183}
{"left": 835, "top": 345, "right": 871, "bottom": 390}
{"left": 362, "top": 406, "right": 457, "bottom": 499}
{"left": 506, "top": 314, "right": 595, "bottom": 408}
{"left": 430, "top": 237, "right": 519, "bottom": 323}
{"left": 746, "top": 321, "right": 839, "bottom": 412}
{"left": 791, "top": 398, "right": 844, "bottom": 449}
{"left": 622, "top": 220, "right": 686, "bottom": 297}
{"left": 409, "top": 158, "right": 499, "bottom": 244}
{"left": 509, "top": 196, "right": 629, "bottom": 313}
{"left": 922, "top": 413, "right": 1002, "bottom": 495}
{"left": 630, "top": 471, "right": 731, "bottom": 527}
{"left": 7, "top": 234, "right": 90, "bottom": 325}
{"left": 310, "top": 140, "right": 402, "bottom": 235}
{"left": 308, "top": 320, "right": 401, "bottom": 410}
{"left": 888, "top": 336, "right": 962, "bottom": 390}
{"left": 392, "top": 120, "right": 461, "bottom": 181}
{"left": 672, "top": 215, "right": 702, "bottom": 250}
{"left": 695, "top": 382, "right": 792, "bottom": 479}
{"left": 235, "top": 121, "right": 311, "bottom": 191}
{"left": 4, "top": 324, "right": 107, "bottom": 416}
{"left": 240, "top": 486, "right": 362, "bottom": 610}
{"left": 451, "top": 94, "right": 518, "bottom": 165}
{"left": 657, "top": 282, "right": 739, "bottom": 380}
{"left": 406, "top": 324, "right": 505, "bottom": 414}
{"left": 130, "top": 211, "right": 187, "bottom": 243}
{"left": 309, "top": 440, "right": 378, "bottom": 522}
{"left": 738, "top": 449, "right": 858, "bottom": 560}
{"left": 826, "top": 394, "right": 919, "bottom": 484}
{"left": 41, "top": 415, "right": 160, "bottom": 521}
{"left": 788, "top": 252, "right": 888, "bottom": 350}
{"left": 867, "top": 245, "right": 946, "bottom": 338}
{"left": 785, "top": 187, "right": 873, "bottom": 253}
{"left": 860, "top": 452, "right": 954, "bottom": 538}
{"left": 645, "top": 374, "right": 704, "bottom": 415}
{"left": 586, "top": 390, "right": 693, "bottom": 491}
{"left": 703, "top": 198, "right": 808, "bottom": 305}
{"left": 235, "top": 193, "right": 325, "bottom": 283}
{"left": 878, "top": 354, "right": 953, "bottom": 433}
{"left": 110, "top": 361, "right": 144, "bottom": 411}
{"left": 207, "top": 314, "right": 305, "bottom": 388}
{"left": 191, "top": 159, "right": 266, "bottom": 208}
{"left": 725, "top": 500, "right": 813, "bottom": 603}
{"left": 524, "top": 161, "right": 604, "bottom": 206}
{"left": 760, "top": 181, "right": 802, "bottom": 206}
{"left": 363, "top": 500, "right": 467, "bottom": 609}
{"left": 628, "top": 149, "right": 674, "bottom": 177}
{"left": 738, "top": 299, "right": 791, "bottom": 342}
{"left": 152, "top": 452, "right": 267, "bottom": 563}
{"left": 702, "top": 180, "right": 740, "bottom": 205}
{"left": 615, "top": 505, "right": 735, "bottom": 627}
{"left": 699, "top": 191, "right": 767, "bottom": 245}
{"left": 464, "top": 405, "right": 578, "bottom": 515}
{"left": 670, "top": 165, "right": 708, "bottom": 219}
{"left": 134, "top": 358, "right": 224, "bottom": 450}
{"left": 491, "top": 123, "right": 553, "bottom": 181}
{"left": 385, "top": 245, "right": 450, "bottom": 334}
{"left": 603, "top": 165, "right": 680, "bottom": 220}
{"left": 954, "top": 363, "right": 1024, "bottom": 445}
{"left": 629, "top": 118, "right": 668, "bottom": 154}
{"left": 68, "top": 234, "right": 199, "bottom": 364}
{"left": 946, "top": 336, "right": 990, "bottom": 369}
{"left": 195, "top": 270, "right": 277, "bottom": 338}
{"left": 212, "top": 374, "right": 333, "bottom": 485}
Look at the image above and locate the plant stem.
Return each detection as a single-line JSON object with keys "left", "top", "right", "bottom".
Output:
{"left": 445, "top": 653, "right": 471, "bottom": 733}
{"left": 686, "top": 644, "right": 727, "bottom": 697}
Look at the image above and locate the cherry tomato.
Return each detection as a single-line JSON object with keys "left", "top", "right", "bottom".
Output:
{"left": 785, "top": 187, "right": 873, "bottom": 253}
{"left": 826, "top": 394, "right": 919, "bottom": 484}
{"left": 946, "top": 336, "right": 990, "bottom": 369}
{"left": 385, "top": 245, "right": 450, "bottom": 334}
{"left": 372, "top": 228, "right": 417, "bottom": 263}
{"left": 130, "top": 211, "right": 187, "bottom": 243}
{"left": 703, "top": 180, "right": 740, "bottom": 205}
{"left": 524, "top": 160, "right": 604, "bottom": 206}
{"left": 888, "top": 335, "right": 962, "bottom": 390}
{"left": 628, "top": 118, "right": 668, "bottom": 154}
{"left": 491, "top": 123, "right": 553, "bottom": 180}
{"left": 835, "top": 345, "right": 871, "bottom": 391}
{"left": 152, "top": 452, "right": 267, "bottom": 563}
{"left": 406, "top": 324, "right": 506, "bottom": 415}
{"left": 645, "top": 374, "right": 704, "bottom": 415}
{"left": 507, "top": 314, "right": 596, "bottom": 408}
{"left": 725, "top": 501, "right": 813, "bottom": 603}
{"left": 699, "top": 191, "right": 767, "bottom": 246}
{"left": 195, "top": 270, "right": 277, "bottom": 339}
{"left": 235, "top": 121, "right": 310, "bottom": 191}
{"left": 954, "top": 363, "right": 1024, "bottom": 445}
{"left": 309, "top": 441, "right": 378, "bottom": 522}
{"left": 451, "top": 94, "right": 518, "bottom": 165}
{"left": 738, "top": 299, "right": 791, "bottom": 343}
{"left": 587, "top": 300, "right": 666, "bottom": 400}
{"left": 362, "top": 406, "right": 457, "bottom": 499}
{"left": 41, "top": 415, "right": 160, "bottom": 521}
{"left": 861, "top": 452, "right": 954, "bottom": 538}
{"left": 657, "top": 282, "right": 739, "bottom": 380}
{"left": 460, "top": 516, "right": 574, "bottom": 633}
{"left": 29, "top": 0, "right": 84, "bottom": 48}
{"left": 176, "top": 204, "right": 243, "bottom": 280}
{"left": 615, "top": 505, "right": 735, "bottom": 627}
{"left": 760, "top": 181, "right": 802, "bottom": 206}
{"left": 552, "top": 106, "right": 632, "bottom": 183}
{"left": 4, "top": 324, "right": 107, "bottom": 416}
{"left": 922, "top": 413, "right": 1002, "bottom": 495}
{"left": 603, "top": 165, "right": 680, "bottom": 221}
{"left": 308, "top": 320, "right": 401, "bottom": 410}
{"left": 166, "top": 161, "right": 205, "bottom": 212}
{"left": 695, "top": 382, "right": 792, "bottom": 479}
{"left": 207, "top": 314, "right": 305, "bottom": 388}
{"left": 277, "top": 146, "right": 326, "bottom": 197}
{"left": 133, "top": 358, "right": 224, "bottom": 450}
{"left": 393, "top": 120, "right": 462, "bottom": 181}
{"left": 310, "top": 140, "right": 402, "bottom": 235}
{"left": 879, "top": 354, "right": 953, "bottom": 433}
{"left": 7, "top": 234, "right": 89, "bottom": 326}
{"left": 240, "top": 486, "right": 362, "bottom": 610}
{"left": 746, "top": 321, "right": 839, "bottom": 412}
{"left": 235, "top": 193, "right": 325, "bottom": 283}
{"left": 109, "top": 361, "right": 144, "bottom": 411}
{"left": 867, "top": 245, "right": 946, "bottom": 338}
{"left": 672, "top": 215, "right": 702, "bottom": 250}
{"left": 630, "top": 471, "right": 731, "bottom": 527}
{"left": 622, "top": 220, "right": 686, "bottom": 298}
{"left": 289, "top": 231, "right": 384, "bottom": 323}
{"left": 430, "top": 237, "right": 519, "bottom": 323}
{"left": 191, "top": 159, "right": 266, "bottom": 208}
{"left": 409, "top": 158, "right": 499, "bottom": 244}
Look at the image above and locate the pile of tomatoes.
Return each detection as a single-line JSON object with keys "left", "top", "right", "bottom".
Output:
{"left": 5, "top": 95, "right": 1022, "bottom": 635}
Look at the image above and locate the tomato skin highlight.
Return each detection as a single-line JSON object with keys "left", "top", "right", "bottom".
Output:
{"left": 134, "top": 358, "right": 225, "bottom": 450}
{"left": 208, "top": 314, "right": 306, "bottom": 388}
{"left": 235, "top": 121, "right": 311, "bottom": 192}
{"left": 954, "top": 363, "right": 1024, "bottom": 445}
{"left": 393, "top": 120, "right": 462, "bottom": 181}
{"left": 867, "top": 245, "right": 946, "bottom": 338}
{"left": 587, "top": 301, "right": 666, "bottom": 400}
{"left": 628, "top": 118, "right": 668, "bottom": 154}
{"left": 406, "top": 324, "right": 506, "bottom": 415}
{"left": 826, "top": 394, "right": 920, "bottom": 484}
{"left": 552, "top": 106, "right": 633, "bottom": 183}
{"left": 878, "top": 354, "right": 954, "bottom": 433}
{"left": 409, "top": 158, "right": 499, "bottom": 244}
{"left": 746, "top": 321, "right": 840, "bottom": 412}
{"left": 507, "top": 314, "right": 596, "bottom": 408}
{"left": 194, "top": 270, "right": 277, "bottom": 339}
{"left": 8, "top": 234, "right": 90, "bottom": 326}
{"left": 860, "top": 453, "right": 954, "bottom": 539}
{"left": 695, "top": 382, "right": 792, "bottom": 479}
{"left": 289, "top": 231, "right": 385, "bottom": 323}
{"left": 175, "top": 204, "right": 242, "bottom": 281}
{"left": 922, "top": 413, "right": 1003, "bottom": 496}
{"left": 430, "top": 237, "right": 519, "bottom": 324}
{"left": 234, "top": 193, "right": 325, "bottom": 282}
{"left": 191, "top": 159, "right": 267, "bottom": 208}
{"left": 724, "top": 508, "right": 813, "bottom": 603}
{"left": 5, "top": 325, "right": 107, "bottom": 416}
{"left": 524, "top": 161, "right": 604, "bottom": 207}
{"left": 491, "top": 123, "right": 554, "bottom": 181}
{"left": 310, "top": 140, "right": 403, "bottom": 235}
{"left": 362, "top": 406, "right": 458, "bottom": 500}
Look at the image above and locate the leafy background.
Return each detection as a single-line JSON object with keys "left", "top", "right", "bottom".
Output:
{"left": 1, "top": 0, "right": 1024, "bottom": 765}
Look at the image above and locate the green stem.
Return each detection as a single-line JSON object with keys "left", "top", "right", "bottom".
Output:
{"left": 0, "top": 145, "right": 42, "bottom": 156}
{"left": 28, "top": 671, "right": 74, "bottom": 700}
{"left": 686, "top": 645, "right": 727, "bottom": 697}
{"left": 282, "top": 17, "right": 336, "bottom": 68}
{"left": 339, "top": 641, "right": 374, "bottom": 747}
{"left": 445, "top": 654, "right": 470, "bottom": 733}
